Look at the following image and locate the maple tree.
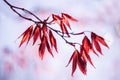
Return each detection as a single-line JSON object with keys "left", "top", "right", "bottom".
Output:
{"left": 4, "top": 0, "right": 109, "bottom": 76}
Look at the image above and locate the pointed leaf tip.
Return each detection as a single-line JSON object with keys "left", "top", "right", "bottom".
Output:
{"left": 39, "top": 36, "right": 46, "bottom": 60}
{"left": 33, "top": 24, "right": 41, "bottom": 45}
{"left": 61, "top": 13, "right": 78, "bottom": 22}
{"left": 60, "top": 21, "right": 70, "bottom": 36}
{"left": 77, "top": 54, "right": 87, "bottom": 75}
{"left": 19, "top": 25, "right": 33, "bottom": 47}
{"left": 96, "top": 36, "right": 109, "bottom": 48}
{"left": 49, "top": 30, "right": 58, "bottom": 52}
{"left": 46, "top": 36, "right": 54, "bottom": 57}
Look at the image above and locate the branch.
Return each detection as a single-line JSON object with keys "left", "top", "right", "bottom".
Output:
{"left": 3, "top": 0, "right": 94, "bottom": 50}
{"left": 48, "top": 26, "right": 81, "bottom": 48}
{"left": 4, "top": 0, "right": 81, "bottom": 48}
{"left": 4, "top": 0, "right": 42, "bottom": 23}
{"left": 3, "top": 0, "right": 109, "bottom": 77}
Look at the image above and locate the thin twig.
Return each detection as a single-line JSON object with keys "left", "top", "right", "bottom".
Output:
{"left": 47, "top": 26, "right": 81, "bottom": 49}
{"left": 4, "top": 0, "right": 42, "bottom": 23}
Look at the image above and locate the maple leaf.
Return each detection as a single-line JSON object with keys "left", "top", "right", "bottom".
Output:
{"left": 66, "top": 50, "right": 87, "bottom": 76}
{"left": 90, "top": 43, "right": 99, "bottom": 56}
{"left": 66, "top": 50, "right": 78, "bottom": 76}
{"left": 61, "top": 13, "right": 78, "bottom": 22}
{"left": 62, "top": 13, "right": 71, "bottom": 29}
{"left": 39, "top": 33, "right": 55, "bottom": 59}
{"left": 52, "top": 14, "right": 61, "bottom": 25}
{"left": 19, "top": 25, "right": 33, "bottom": 47}
{"left": 93, "top": 40, "right": 103, "bottom": 55}
{"left": 82, "top": 36, "right": 91, "bottom": 53}
{"left": 80, "top": 45, "right": 95, "bottom": 68}
{"left": 96, "top": 35, "right": 109, "bottom": 48}
{"left": 72, "top": 50, "right": 78, "bottom": 76}
{"left": 39, "top": 35, "right": 46, "bottom": 60}
{"left": 60, "top": 21, "right": 70, "bottom": 36}
{"left": 32, "top": 24, "right": 41, "bottom": 45}
{"left": 77, "top": 52, "right": 87, "bottom": 75}
{"left": 91, "top": 32, "right": 109, "bottom": 55}
{"left": 61, "top": 13, "right": 78, "bottom": 30}
{"left": 42, "top": 23, "right": 47, "bottom": 34}
{"left": 82, "top": 36, "right": 98, "bottom": 57}
{"left": 45, "top": 35, "right": 54, "bottom": 57}
{"left": 52, "top": 13, "right": 77, "bottom": 32}
{"left": 49, "top": 30, "right": 58, "bottom": 52}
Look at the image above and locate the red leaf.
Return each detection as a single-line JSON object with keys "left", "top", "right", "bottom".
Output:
{"left": 49, "top": 30, "right": 58, "bottom": 52}
{"left": 72, "top": 50, "right": 78, "bottom": 76}
{"left": 66, "top": 52, "right": 74, "bottom": 67}
{"left": 42, "top": 23, "right": 47, "bottom": 34}
{"left": 52, "top": 14, "right": 61, "bottom": 25}
{"left": 19, "top": 25, "right": 33, "bottom": 47}
{"left": 82, "top": 36, "right": 99, "bottom": 57}
{"left": 63, "top": 18, "right": 71, "bottom": 29}
{"left": 80, "top": 45, "right": 95, "bottom": 68}
{"left": 84, "top": 51, "right": 95, "bottom": 68}
{"left": 45, "top": 36, "right": 54, "bottom": 57}
{"left": 96, "top": 36, "right": 109, "bottom": 48}
{"left": 91, "top": 43, "right": 99, "bottom": 57}
{"left": 67, "top": 50, "right": 88, "bottom": 76}
{"left": 39, "top": 36, "right": 46, "bottom": 60}
{"left": 91, "top": 32, "right": 109, "bottom": 48}
{"left": 93, "top": 40, "right": 103, "bottom": 55}
{"left": 91, "top": 32, "right": 101, "bottom": 56}
{"left": 33, "top": 24, "right": 41, "bottom": 45}
{"left": 60, "top": 21, "right": 70, "bottom": 36}
{"left": 62, "top": 14, "right": 71, "bottom": 29}
{"left": 82, "top": 36, "right": 91, "bottom": 54}
{"left": 61, "top": 13, "right": 78, "bottom": 22}
{"left": 66, "top": 50, "right": 79, "bottom": 76}
{"left": 77, "top": 52, "right": 87, "bottom": 75}
{"left": 52, "top": 14, "right": 61, "bottom": 20}
{"left": 18, "top": 25, "right": 33, "bottom": 39}
{"left": 91, "top": 32, "right": 96, "bottom": 40}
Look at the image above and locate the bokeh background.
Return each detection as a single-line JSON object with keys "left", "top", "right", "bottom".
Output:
{"left": 0, "top": 0, "right": 120, "bottom": 80}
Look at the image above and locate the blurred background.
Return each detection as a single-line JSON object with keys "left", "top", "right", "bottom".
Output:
{"left": 0, "top": 0, "right": 120, "bottom": 80}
